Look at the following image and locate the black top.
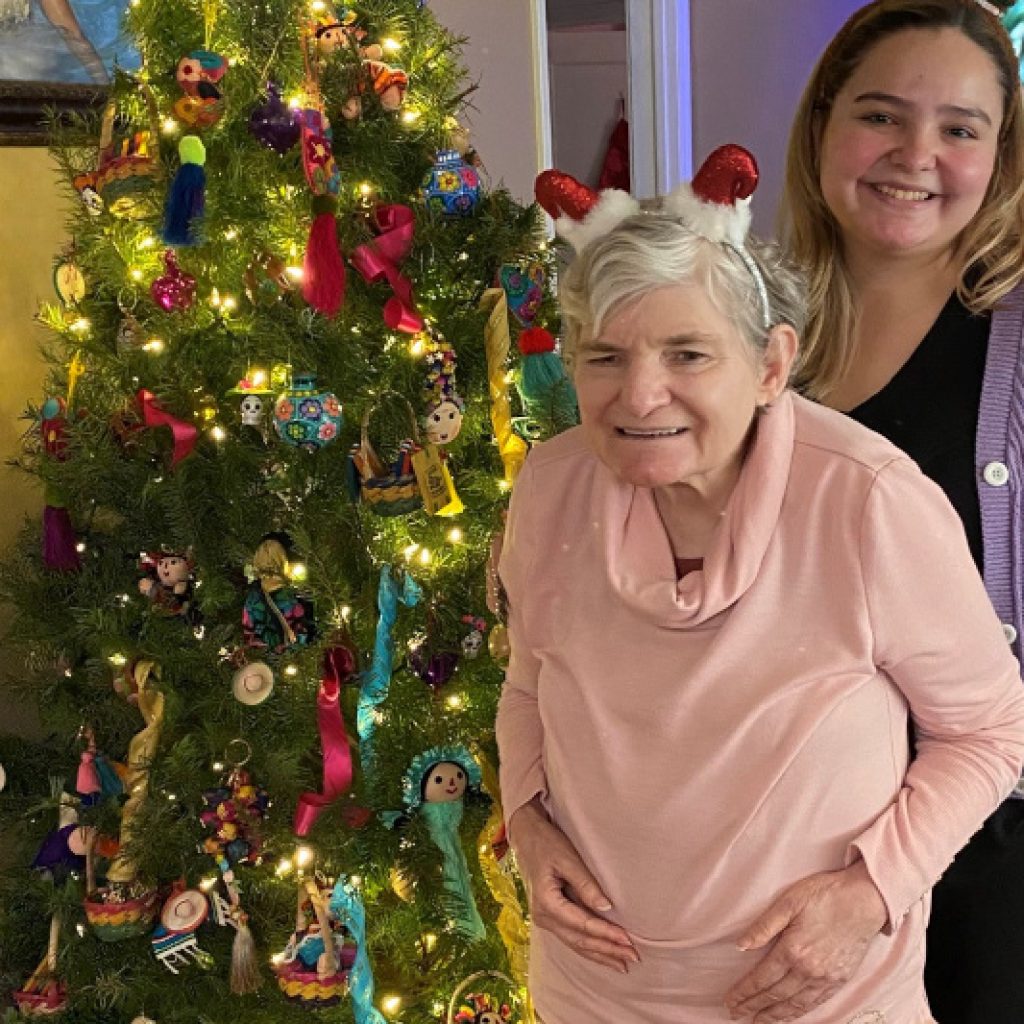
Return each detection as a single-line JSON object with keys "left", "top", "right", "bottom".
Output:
{"left": 846, "top": 293, "right": 989, "bottom": 572}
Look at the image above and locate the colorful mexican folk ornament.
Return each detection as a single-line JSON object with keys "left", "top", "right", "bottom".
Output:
{"left": 242, "top": 534, "right": 317, "bottom": 653}
{"left": 273, "top": 372, "right": 343, "bottom": 450}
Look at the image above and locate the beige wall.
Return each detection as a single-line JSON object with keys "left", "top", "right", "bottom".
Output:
{"left": 0, "top": 147, "right": 67, "bottom": 738}
{"left": 429, "top": 0, "right": 546, "bottom": 204}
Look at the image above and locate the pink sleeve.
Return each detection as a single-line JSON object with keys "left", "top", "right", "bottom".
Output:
{"left": 850, "top": 457, "right": 1024, "bottom": 932}
{"left": 495, "top": 457, "right": 548, "bottom": 831}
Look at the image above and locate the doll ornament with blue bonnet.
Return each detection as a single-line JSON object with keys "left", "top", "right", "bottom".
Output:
{"left": 384, "top": 745, "right": 487, "bottom": 942}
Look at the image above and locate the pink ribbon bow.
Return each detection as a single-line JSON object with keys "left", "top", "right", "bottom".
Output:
{"left": 137, "top": 389, "right": 198, "bottom": 466}
{"left": 350, "top": 204, "right": 424, "bottom": 333}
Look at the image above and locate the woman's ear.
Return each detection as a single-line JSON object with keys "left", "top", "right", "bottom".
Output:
{"left": 758, "top": 324, "right": 799, "bottom": 404}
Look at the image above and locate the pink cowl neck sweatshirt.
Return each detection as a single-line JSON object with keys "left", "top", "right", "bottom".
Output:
{"left": 495, "top": 391, "right": 1024, "bottom": 1024}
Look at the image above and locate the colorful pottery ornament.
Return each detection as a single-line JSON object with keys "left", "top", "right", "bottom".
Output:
{"left": 248, "top": 82, "right": 301, "bottom": 154}
{"left": 138, "top": 548, "right": 196, "bottom": 619}
{"left": 273, "top": 371, "right": 343, "bottom": 450}
{"left": 151, "top": 249, "right": 197, "bottom": 312}
{"left": 422, "top": 149, "right": 481, "bottom": 217}
{"left": 383, "top": 745, "right": 486, "bottom": 941}
{"left": 232, "top": 659, "right": 275, "bottom": 705}
{"left": 242, "top": 533, "right": 317, "bottom": 653}
{"left": 174, "top": 50, "right": 227, "bottom": 128}
{"left": 499, "top": 260, "right": 545, "bottom": 327}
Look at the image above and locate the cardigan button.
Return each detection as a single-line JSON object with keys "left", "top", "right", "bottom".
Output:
{"left": 983, "top": 461, "right": 1010, "bottom": 487}
{"left": 1004, "top": 623, "right": 1018, "bottom": 645}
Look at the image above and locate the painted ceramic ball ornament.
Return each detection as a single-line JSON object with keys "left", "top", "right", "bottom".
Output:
{"left": 273, "top": 372, "right": 342, "bottom": 450}
{"left": 151, "top": 250, "right": 196, "bottom": 312}
{"left": 422, "top": 150, "right": 481, "bottom": 217}
{"left": 248, "top": 83, "right": 300, "bottom": 155}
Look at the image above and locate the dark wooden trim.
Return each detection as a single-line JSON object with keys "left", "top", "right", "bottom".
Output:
{"left": 0, "top": 80, "right": 104, "bottom": 146}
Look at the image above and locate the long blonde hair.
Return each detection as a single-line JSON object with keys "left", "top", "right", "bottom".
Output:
{"left": 781, "top": 0, "right": 1024, "bottom": 399}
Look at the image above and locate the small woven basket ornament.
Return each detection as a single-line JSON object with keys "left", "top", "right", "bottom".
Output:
{"left": 94, "top": 83, "right": 162, "bottom": 220}
{"left": 83, "top": 887, "right": 160, "bottom": 942}
{"left": 447, "top": 970, "right": 520, "bottom": 1024}
{"left": 349, "top": 393, "right": 423, "bottom": 516}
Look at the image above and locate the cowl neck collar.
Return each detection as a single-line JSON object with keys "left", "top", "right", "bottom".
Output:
{"left": 596, "top": 391, "right": 794, "bottom": 628}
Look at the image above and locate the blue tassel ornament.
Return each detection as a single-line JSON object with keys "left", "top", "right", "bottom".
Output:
{"left": 162, "top": 135, "right": 207, "bottom": 246}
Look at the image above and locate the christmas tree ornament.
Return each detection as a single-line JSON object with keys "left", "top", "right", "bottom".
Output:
{"left": 151, "top": 885, "right": 211, "bottom": 973}
{"left": 201, "top": 740, "right": 268, "bottom": 994}
{"left": 273, "top": 371, "right": 343, "bottom": 450}
{"left": 409, "top": 641, "right": 459, "bottom": 690}
{"left": 499, "top": 261, "right": 545, "bottom": 327}
{"left": 448, "top": 971, "right": 521, "bottom": 1024}
{"left": 480, "top": 288, "right": 529, "bottom": 485}
{"left": 384, "top": 745, "right": 487, "bottom": 942}
{"left": 298, "top": 34, "right": 345, "bottom": 317}
{"left": 475, "top": 754, "right": 532, "bottom": 1010}
{"left": 151, "top": 249, "right": 197, "bottom": 311}
{"left": 73, "top": 170, "right": 104, "bottom": 216}
{"left": 349, "top": 203, "right": 424, "bottom": 333}
{"left": 94, "top": 84, "right": 162, "bottom": 220}
{"left": 248, "top": 82, "right": 300, "bottom": 154}
{"left": 232, "top": 659, "right": 275, "bottom": 705}
{"left": 243, "top": 250, "right": 295, "bottom": 306}
{"left": 357, "top": 566, "right": 421, "bottom": 761}
{"left": 515, "top": 327, "right": 579, "bottom": 436}
{"left": 39, "top": 391, "right": 82, "bottom": 573}
{"left": 487, "top": 624, "right": 511, "bottom": 664}
{"left": 313, "top": 4, "right": 375, "bottom": 58}
{"left": 116, "top": 293, "right": 146, "bottom": 353}
{"left": 174, "top": 50, "right": 227, "bottom": 127}
{"left": 274, "top": 878, "right": 359, "bottom": 1010}
{"left": 327, "top": 877, "right": 388, "bottom": 1024}
{"left": 136, "top": 389, "right": 199, "bottom": 465}
{"left": 461, "top": 616, "right": 487, "bottom": 659}
{"left": 53, "top": 253, "right": 86, "bottom": 307}
{"left": 76, "top": 724, "right": 124, "bottom": 807}
{"left": 13, "top": 913, "right": 68, "bottom": 1017}
{"left": 341, "top": 59, "right": 409, "bottom": 120}
{"left": 423, "top": 150, "right": 482, "bottom": 217}
{"left": 348, "top": 396, "right": 423, "bottom": 516}
{"left": 243, "top": 533, "right": 317, "bottom": 652}
{"left": 227, "top": 373, "right": 275, "bottom": 429}
{"left": 421, "top": 339, "right": 465, "bottom": 445}
{"left": 294, "top": 642, "right": 359, "bottom": 836}
{"left": 162, "top": 135, "right": 207, "bottom": 247}
{"left": 138, "top": 549, "right": 196, "bottom": 619}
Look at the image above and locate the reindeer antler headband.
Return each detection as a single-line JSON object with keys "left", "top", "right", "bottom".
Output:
{"left": 535, "top": 144, "right": 772, "bottom": 330}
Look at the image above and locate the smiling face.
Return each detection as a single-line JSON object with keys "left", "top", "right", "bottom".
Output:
{"left": 573, "top": 282, "right": 794, "bottom": 493}
{"left": 819, "top": 27, "right": 1002, "bottom": 267}
{"left": 422, "top": 761, "right": 467, "bottom": 803}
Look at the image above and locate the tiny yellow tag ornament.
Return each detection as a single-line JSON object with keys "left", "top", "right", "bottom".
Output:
{"left": 411, "top": 443, "right": 463, "bottom": 516}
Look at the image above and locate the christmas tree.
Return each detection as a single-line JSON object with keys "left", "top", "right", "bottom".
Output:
{"left": 0, "top": 2, "right": 573, "bottom": 1021}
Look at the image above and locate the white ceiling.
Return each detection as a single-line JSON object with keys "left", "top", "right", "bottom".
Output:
{"left": 546, "top": 0, "right": 626, "bottom": 29}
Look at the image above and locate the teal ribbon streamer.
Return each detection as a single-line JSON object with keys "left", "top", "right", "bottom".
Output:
{"left": 422, "top": 800, "right": 487, "bottom": 942}
{"left": 329, "top": 876, "right": 386, "bottom": 1024}
{"left": 358, "top": 567, "right": 421, "bottom": 758}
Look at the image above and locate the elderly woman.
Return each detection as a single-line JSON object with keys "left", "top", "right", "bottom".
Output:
{"left": 495, "top": 147, "right": 1024, "bottom": 1024}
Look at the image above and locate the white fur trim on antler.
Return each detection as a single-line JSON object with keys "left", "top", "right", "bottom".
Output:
{"left": 662, "top": 183, "right": 753, "bottom": 248}
{"left": 557, "top": 189, "right": 640, "bottom": 254}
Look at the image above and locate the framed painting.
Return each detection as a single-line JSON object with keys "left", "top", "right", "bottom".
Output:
{"left": 0, "top": 0, "right": 140, "bottom": 144}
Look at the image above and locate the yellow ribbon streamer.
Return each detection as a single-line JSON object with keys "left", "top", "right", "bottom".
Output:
{"left": 480, "top": 289, "right": 528, "bottom": 486}
{"left": 474, "top": 749, "right": 535, "bottom": 1024}
{"left": 107, "top": 659, "right": 164, "bottom": 883}
{"left": 66, "top": 350, "right": 84, "bottom": 409}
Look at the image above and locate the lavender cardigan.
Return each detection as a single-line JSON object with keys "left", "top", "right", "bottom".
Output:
{"left": 978, "top": 284, "right": 1024, "bottom": 658}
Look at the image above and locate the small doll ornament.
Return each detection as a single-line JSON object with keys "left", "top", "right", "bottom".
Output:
{"left": 384, "top": 745, "right": 486, "bottom": 941}
{"left": 422, "top": 339, "right": 465, "bottom": 445}
{"left": 138, "top": 548, "right": 196, "bottom": 620}
{"left": 341, "top": 58, "right": 409, "bottom": 120}
{"left": 174, "top": 50, "right": 227, "bottom": 127}
{"left": 242, "top": 533, "right": 316, "bottom": 653}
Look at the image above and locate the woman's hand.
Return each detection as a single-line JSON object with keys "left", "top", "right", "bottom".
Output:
{"left": 509, "top": 797, "right": 640, "bottom": 973}
{"left": 724, "top": 860, "right": 887, "bottom": 1022}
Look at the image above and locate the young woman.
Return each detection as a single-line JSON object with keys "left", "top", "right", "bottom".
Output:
{"left": 782, "top": 2, "right": 1024, "bottom": 1019}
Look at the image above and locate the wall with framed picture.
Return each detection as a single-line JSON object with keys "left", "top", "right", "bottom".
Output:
{"left": 0, "top": 0, "right": 139, "bottom": 144}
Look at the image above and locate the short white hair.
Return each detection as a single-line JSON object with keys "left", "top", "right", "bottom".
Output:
{"left": 558, "top": 215, "right": 807, "bottom": 366}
